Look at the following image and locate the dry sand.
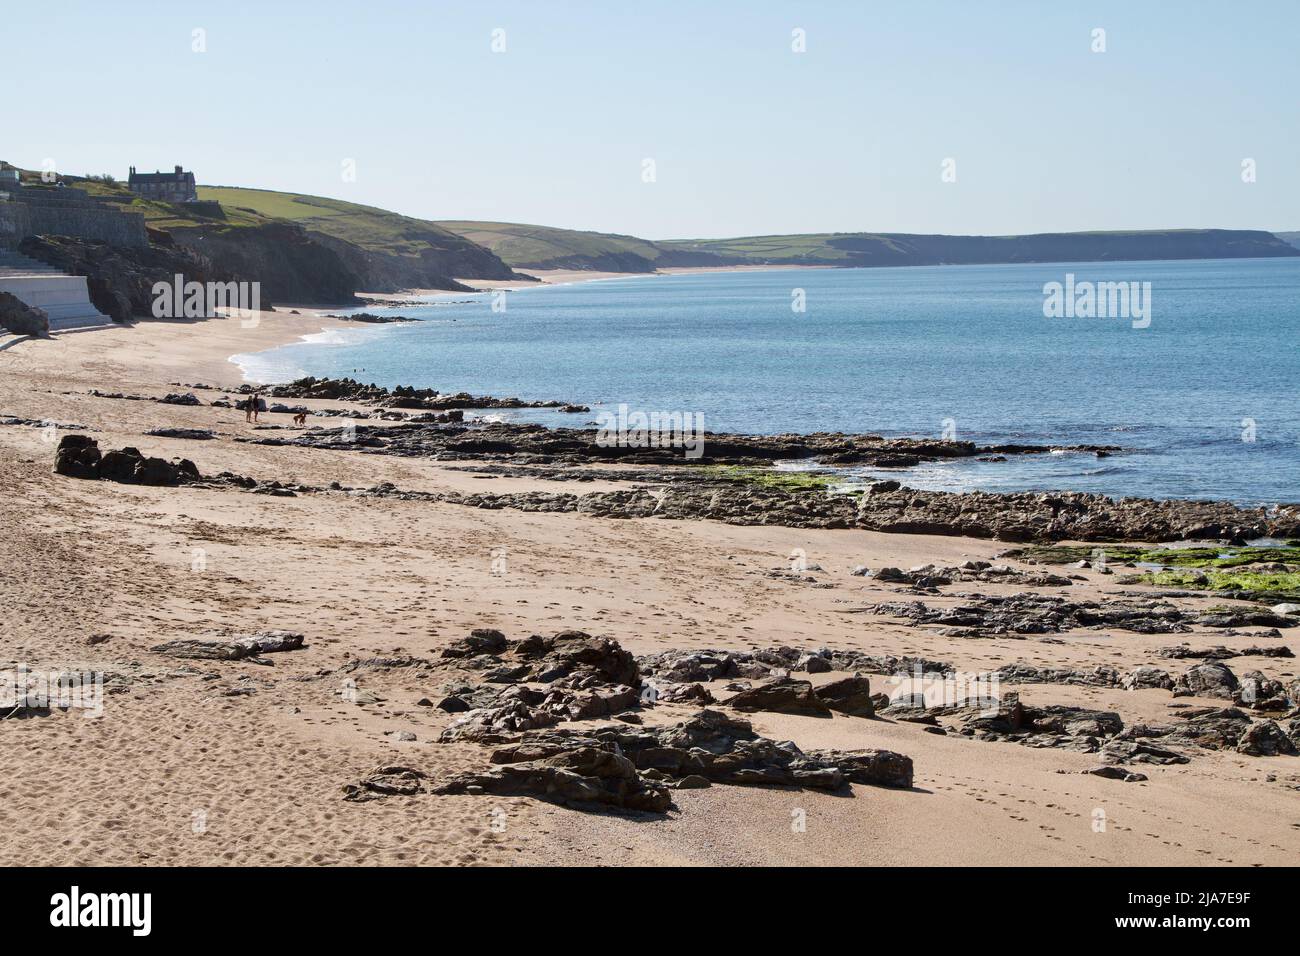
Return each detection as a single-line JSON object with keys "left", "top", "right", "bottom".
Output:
{"left": 0, "top": 312, "right": 1296, "bottom": 866}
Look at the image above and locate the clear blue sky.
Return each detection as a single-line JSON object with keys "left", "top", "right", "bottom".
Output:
{"left": 7, "top": 0, "right": 1297, "bottom": 238}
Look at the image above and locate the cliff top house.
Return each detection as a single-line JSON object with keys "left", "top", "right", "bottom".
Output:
{"left": 128, "top": 165, "right": 197, "bottom": 203}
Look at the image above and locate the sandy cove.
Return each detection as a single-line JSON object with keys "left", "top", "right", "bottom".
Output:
{"left": 0, "top": 312, "right": 1297, "bottom": 867}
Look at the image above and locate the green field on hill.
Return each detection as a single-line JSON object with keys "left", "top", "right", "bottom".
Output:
{"left": 199, "top": 186, "right": 481, "bottom": 257}
{"left": 34, "top": 171, "right": 1300, "bottom": 275}
{"left": 662, "top": 233, "right": 858, "bottom": 261}
{"left": 437, "top": 220, "right": 668, "bottom": 266}
{"left": 62, "top": 176, "right": 268, "bottom": 229}
{"left": 428, "top": 221, "right": 1299, "bottom": 271}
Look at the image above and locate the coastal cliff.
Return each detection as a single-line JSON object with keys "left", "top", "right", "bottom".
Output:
{"left": 440, "top": 221, "right": 1300, "bottom": 272}
{"left": 19, "top": 231, "right": 244, "bottom": 322}
{"left": 813, "top": 229, "right": 1300, "bottom": 266}
{"left": 168, "top": 222, "right": 361, "bottom": 304}
{"left": 196, "top": 186, "right": 523, "bottom": 290}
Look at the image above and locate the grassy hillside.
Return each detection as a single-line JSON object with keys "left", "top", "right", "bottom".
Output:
{"left": 33, "top": 170, "right": 1300, "bottom": 278}
{"left": 662, "top": 233, "right": 857, "bottom": 262}
{"left": 199, "top": 187, "right": 513, "bottom": 266}
{"left": 662, "top": 229, "right": 1300, "bottom": 265}
{"left": 44, "top": 173, "right": 513, "bottom": 294}
{"left": 61, "top": 175, "right": 268, "bottom": 228}
{"left": 436, "top": 221, "right": 665, "bottom": 265}
{"left": 437, "top": 218, "right": 1300, "bottom": 271}
{"left": 434, "top": 220, "right": 858, "bottom": 268}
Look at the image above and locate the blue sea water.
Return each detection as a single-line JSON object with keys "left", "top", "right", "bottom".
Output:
{"left": 233, "top": 258, "right": 1300, "bottom": 505}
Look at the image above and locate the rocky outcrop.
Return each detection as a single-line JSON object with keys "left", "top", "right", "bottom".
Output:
{"left": 1086, "top": 766, "right": 1149, "bottom": 782}
{"left": 851, "top": 488, "right": 1300, "bottom": 544}
{"left": 253, "top": 417, "right": 1114, "bottom": 470}
{"left": 903, "top": 692, "right": 1134, "bottom": 756}
{"left": 990, "top": 663, "right": 1124, "bottom": 687}
{"left": 266, "top": 377, "right": 578, "bottom": 410}
{"left": 438, "top": 629, "right": 640, "bottom": 687}
{"left": 426, "top": 708, "right": 914, "bottom": 813}
{"left": 1172, "top": 662, "right": 1240, "bottom": 700}
{"left": 1158, "top": 644, "right": 1292, "bottom": 660}
{"left": 20, "top": 232, "right": 237, "bottom": 322}
{"left": 866, "top": 594, "right": 1297, "bottom": 636}
{"left": 342, "top": 631, "right": 917, "bottom": 814}
{"left": 301, "top": 224, "right": 519, "bottom": 294}
{"left": 725, "top": 677, "right": 832, "bottom": 717}
{"left": 237, "top": 420, "right": 1300, "bottom": 542}
{"left": 1103, "top": 707, "right": 1297, "bottom": 755}
{"left": 638, "top": 646, "right": 952, "bottom": 684}
{"left": 1100, "top": 706, "right": 1279, "bottom": 754}
{"left": 1235, "top": 671, "right": 1292, "bottom": 711}
{"left": 151, "top": 631, "right": 305, "bottom": 660}
{"left": 53, "top": 435, "right": 199, "bottom": 486}
{"left": 814, "top": 676, "right": 876, "bottom": 717}
{"left": 1236, "top": 720, "right": 1297, "bottom": 757}
{"left": 868, "top": 561, "right": 1073, "bottom": 588}
{"left": 329, "top": 312, "right": 417, "bottom": 324}
{"left": 1098, "top": 740, "right": 1190, "bottom": 766}
{"left": 169, "top": 222, "right": 360, "bottom": 304}
{"left": 433, "top": 745, "right": 672, "bottom": 812}
{"left": 0, "top": 291, "right": 50, "bottom": 336}
{"left": 1120, "top": 666, "right": 1176, "bottom": 691}
{"left": 342, "top": 766, "right": 430, "bottom": 802}
{"left": 144, "top": 428, "right": 215, "bottom": 440}
{"left": 159, "top": 392, "right": 202, "bottom": 406}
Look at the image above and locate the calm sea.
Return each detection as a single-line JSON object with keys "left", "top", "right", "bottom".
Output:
{"left": 233, "top": 258, "right": 1300, "bottom": 505}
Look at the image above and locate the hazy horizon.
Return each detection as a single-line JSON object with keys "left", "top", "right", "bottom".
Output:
{"left": 8, "top": 0, "right": 1299, "bottom": 239}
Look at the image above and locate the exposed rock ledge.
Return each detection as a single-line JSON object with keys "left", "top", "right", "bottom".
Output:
{"left": 58, "top": 429, "right": 1298, "bottom": 544}
{"left": 337, "top": 480, "right": 1300, "bottom": 545}
{"left": 245, "top": 416, "right": 1118, "bottom": 468}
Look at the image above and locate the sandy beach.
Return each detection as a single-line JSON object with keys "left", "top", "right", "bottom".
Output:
{"left": 444, "top": 263, "right": 830, "bottom": 293}
{"left": 0, "top": 312, "right": 1296, "bottom": 867}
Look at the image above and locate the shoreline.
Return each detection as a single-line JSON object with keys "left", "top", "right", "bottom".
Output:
{"left": 3, "top": 312, "right": 1298, "bottom": 867}
{"left": 215, "top": 313, "right": 1286, "bottom": 508}
{"left": 1, "top": 308, "right": 1297, "bottom": 867}
{"left": 224, "top": 263, "right": 829, "bottom": 384}
{"left": 4, "top": 308, "right": 1287, "bottom": 517}
{"left": 213, "top": 275, "right": 1287, "bottom": 508}
{"left": 367, "top": 262, "right": 833, "bottom": 296}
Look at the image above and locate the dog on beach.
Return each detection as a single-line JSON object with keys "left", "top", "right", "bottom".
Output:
{"left": 292, "top": 411, "right": 308, "bottom": 427}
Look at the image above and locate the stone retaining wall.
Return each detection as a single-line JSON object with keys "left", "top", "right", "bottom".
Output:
{"left": 0, "top": 198, "right": 147, "bottom": 249}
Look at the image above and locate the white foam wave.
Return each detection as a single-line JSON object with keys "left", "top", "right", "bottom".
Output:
{"left": 228, "top": 322, "right": 396, "bottom": 383}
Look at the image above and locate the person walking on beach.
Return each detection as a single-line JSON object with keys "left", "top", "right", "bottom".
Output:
{"left": 245, "top": 391, "right": 261, "bottom": 423}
